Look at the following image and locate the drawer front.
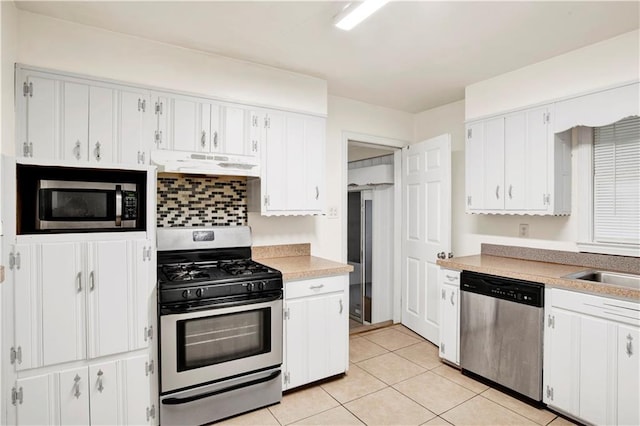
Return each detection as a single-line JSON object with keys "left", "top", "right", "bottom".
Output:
{"left": 440, "top": 268, "right": 461, "bottom": 287}
{"left": 551, "top": 288, "right": 640, "bottom": 327}
{"left": 285, "top": 275, "right": 347, "bottom": 299}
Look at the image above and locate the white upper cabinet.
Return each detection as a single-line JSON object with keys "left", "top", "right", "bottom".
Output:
{"left": 119, "top": 89, "right": 153, "bottom": 166}
{"left": 19, "top": 73, "right": 59, "bottom": 160}
{"left": 465, "top": 104, "right": 571, "bottom": 215}
{"left": 61, "top": 82, "right": 90, "bottom": 163}
{"left": 249, "top": 112, "right": 326, "bottom": 215}
{"left": 89, "top": 86, "right": 117, "bottom": 164}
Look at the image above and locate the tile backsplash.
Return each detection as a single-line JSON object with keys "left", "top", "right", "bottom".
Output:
{"left": 157, "top": 174, "right": 247, "bottom": 227}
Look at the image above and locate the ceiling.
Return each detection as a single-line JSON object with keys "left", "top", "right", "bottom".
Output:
{"left": 15, "top": 1, "right": 640, "bottom": 113}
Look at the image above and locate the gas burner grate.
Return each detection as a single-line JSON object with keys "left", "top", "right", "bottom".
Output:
{"left": 162, "top": 264, "right": 210, "bottom": 282}
{"left": 219, "top": 260, "right": 271, "bottom": 276}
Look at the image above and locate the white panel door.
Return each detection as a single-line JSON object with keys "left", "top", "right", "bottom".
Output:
{"left": 617, "top": 325, "right": 640, "bottom": 426}
{"left": 131, "top": 239, "right": 152, "bottom": 350}
{"left": 89, "top": 361, "right": 120, "bottom": 425}
{"left": 122, "top": 355, "right": 152, "bottom": 425}
{"left": 483, "top": 117, "right": 505, "bottom": 210}
{"left": 264, "top": 112, "right": 286, "bottom": 211}
{"left": 41, "top": 242, "right": 85, "bottom": 366}
{"left": 89, "top": 86, "right": 116, "bottom": 164}
{"left": 544, "top": 308, "right": 579, "bottom": 413}
{"left": 579, "top": 315, "right": 612, "bottom": 425}
{"left": 465, "top": 122, "right": 484, "bottom": 211}
{"left": 401, "top": 134, "right": 451, "bottom": 343}
{"left": 285, "top": 114, "right": 306, "bottom": 211}
{"left": 171, "top": 97, "right": 199, "bottom": 152}
{"left": 526, "top": 107, "right": 550, "bottom": 211}
{"left": 61, "top": 81, "right": 89, "bottom": 162}
{"left": 325, "top": 293, "right": 347, "bottom": 377}
{"left": 13, "top": 244, "right": 38, "bottom": 370}
{"left": 504, "top": 112, "right": 526, "bottom": 210}
{"left": 222, "top": 105, "right": 248, "bottom": 155}
{"left": 119, "top": 90, "right": 151, "bottom": 165}
{"left": 305, "top": 116, "right": 325, "bottom": 212}
{"left": 25, "top": 75, "right": 59, "bottom": 160}
{"left": 15, "top": 373, "right": 54, "bottom": 425}
{"left": 59, "top": 366, "right": 90, "bottom": 426}
{"left": 284, "top": 298, "right": 308, "bottom": 390}
{"left": 88, "top": 240, "right": 130, "bottom": 358}
{"left": 439, "top": 282, "right": 459, "bottom": 365}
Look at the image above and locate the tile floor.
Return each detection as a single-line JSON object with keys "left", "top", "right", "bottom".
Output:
{"left": 218, "top": 325, "right": 578, "bottom": 426}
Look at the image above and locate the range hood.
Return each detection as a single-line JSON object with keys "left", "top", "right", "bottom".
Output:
{"left": 151, "top": 150, "right": 260, "bottom": 177}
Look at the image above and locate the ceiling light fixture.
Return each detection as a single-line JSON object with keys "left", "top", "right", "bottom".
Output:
{"left": 334, "top": 0, "right": 389, "bottom": 31}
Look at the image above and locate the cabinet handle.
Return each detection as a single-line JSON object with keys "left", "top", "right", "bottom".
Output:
{"left": 339, "top": 299, "right": 343, "bottom": 314}
{"left": 201, "top": 130, "right": 206, "bottom": 148}
{"left": 315, "top": 186, "right": 319, "bottom": 200}
{"left": 73, "top": 374, "right": 82, "bottom": 399}
{"left": 627, "top": 334, "right": 633, "bottom": 357}
{"left": 508, "top": 185, "right": 513, "bottom": 199}
{"left": 445, "top": 274, "right": 458, "bottom": 281}
{"left": 309, "top": 284, "right": 324, "bottom": 290}
{"left": 213, "top": 131, "right": 218, "bottom": 148}
{"left": 141, "top": 152, "right": 146, "bottom": 164}
{"left": 94, "top": 141, "right": 101, "bottom": 161}
{"left": 96, "top": 369, "right": 104, "bottom": 393}
{"left": 74, "top": 140, "right": 81, "bottom": 160}
{"left": 441, "top": 289, "right": 446, "bottom": 300}
{"left": 76, "top": 272, "right": 82, "bottom": 293}
{"left": 450, "top": 291, "right": 455, "bottom": 306}
{"left": 495, "top": 185, "right": 500, "bottom": 200}
{"left": 89, "top": 271, "right": 95, "bottom": 291}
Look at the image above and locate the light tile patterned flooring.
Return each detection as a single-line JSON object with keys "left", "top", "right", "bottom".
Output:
{"left": 218, "top": 325, "right": 577, "bottom": 426}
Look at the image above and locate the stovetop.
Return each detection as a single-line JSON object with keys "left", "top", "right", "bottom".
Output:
{"left": 158, "top": 259, "right": 279, "bottom": 285}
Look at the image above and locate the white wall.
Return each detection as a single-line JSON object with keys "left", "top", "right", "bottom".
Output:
{"left": 250, "top": 95, "right": 413, "bottom": 261}
{"left": 466, "top": 29, "right": 640, "bottom": 120}
{"left": 15, "top": 9, "right": 327, "bottom": 128}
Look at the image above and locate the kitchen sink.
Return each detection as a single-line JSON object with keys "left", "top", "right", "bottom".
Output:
{"left": 564, "top": 270, "right": 640, "bottom": 290}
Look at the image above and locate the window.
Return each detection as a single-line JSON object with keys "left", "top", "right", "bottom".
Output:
{"left": 577, "top": 116, "right": 640, "bottom": 255}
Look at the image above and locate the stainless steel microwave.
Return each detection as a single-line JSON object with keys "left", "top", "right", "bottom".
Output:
{"left": 36, "top": 180, "right": 139, "bottom": 230}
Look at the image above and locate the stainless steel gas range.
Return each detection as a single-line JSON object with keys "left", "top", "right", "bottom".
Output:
{"left": 157, "top": 227, "right": 283, "bottom": 426}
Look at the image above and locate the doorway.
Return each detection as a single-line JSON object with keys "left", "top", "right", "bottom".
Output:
{"left": 346, "top": 141, "right": 398, "bottom": 331}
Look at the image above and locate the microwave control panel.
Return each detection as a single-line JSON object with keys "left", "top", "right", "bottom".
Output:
{"left": 122, "top": 191, "right": 138, "bottom": 220}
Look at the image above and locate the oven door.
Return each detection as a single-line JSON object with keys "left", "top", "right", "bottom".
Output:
{"left": 160, "top": 295, "right": 283, "bottom": 393}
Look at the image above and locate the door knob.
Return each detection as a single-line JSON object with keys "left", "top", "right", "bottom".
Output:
{"left": 437, "top": 252, "right": 446, "bottom": 259}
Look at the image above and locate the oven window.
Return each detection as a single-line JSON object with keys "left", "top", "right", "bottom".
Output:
{"left": 177, "top": 308, "right": 271, "bottom": 371}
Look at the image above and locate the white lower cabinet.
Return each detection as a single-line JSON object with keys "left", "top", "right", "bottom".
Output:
{"left": 544, "top": 288, "right": 639, "bottom": 425}
{"left": 438, "top": 268, "right": 460, "bottom": 365}
{"left": 12, "top": 355, "right": 154, "bottom": 425}
{"left": 283, "top": 275, "right": 348, "bottom": 390}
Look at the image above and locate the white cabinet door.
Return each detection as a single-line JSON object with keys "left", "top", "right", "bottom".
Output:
{"left": 12, "top": 244, "right": 38, "bottom": 371}
{"left": 305, "top": 116, "right": 325, "bottom": 212}
{"left": 41, "top": 242, "right": 85, "bottom": 366}
{"left": 579, "top": 315, "right": 612, "bottom": 425}
{"left": 544, "top": 308, "right": 579, "bottom": 415}
{"left": 483, "top": 117, "right": 505, "bottom": 210}
{"left": 131, "top": 239, "right": 153, "bottom": 350}
{"left": 171, "top": 97, "right": 200, "bottom": 152}
{"left": 465, "top": 122, "right": 484, "bottom": 211}
{"left": 264, "top": 112, "right": 287, "bottom": 212}
{"left": 526, "top": 107, "right": 550, "bottom": 211}
{"left": 89, "top": 86, "right": 116, "bottom": 164}
{"left": 59, "top": 367, "right": 90, "bottom": 426}
{"left": 285, "top": 114, "right": 307, "bottom": 211}
{"left": 122, "top": 355, "right": 153, "bottom": 425}
{"left": 439, "top": 283, "right": 459, "bottom": 365}
{"left": 248, "top": 110, "right": 263, "bottom": 158}
{"left": 61, "top": 81, "right": 89, "bottom": 163}
{"left": 221, "top": 105, "right": 248, "bottom": 155}
{"left": 617, "top": 325, "right": 640, "bottom": 426}
{"left": 89, "top": 361, "right": 119, "bottom": 425}
{"left": 504, "top": 112, "right": 526, "bottom": 210}
{"left": 284, "top": 297, "right": 308, "bottom": 390}
{"left": 14, "top": 373, "right": 54, "bottom": 425}
{"left": 23, "top": 74, "right": 59, "bottom": 159}
{"left": 120, "top": 89, "right": 152, "bottom": 165}
{"left": 87, "top": 240, "right": 130, "bottom": 358}
{"left": 323, "top": 293, "right": 347, "bottom": 378}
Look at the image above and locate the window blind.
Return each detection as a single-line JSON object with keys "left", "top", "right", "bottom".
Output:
{"left": 593, "top": 116, "right": 640, "bottom": 245}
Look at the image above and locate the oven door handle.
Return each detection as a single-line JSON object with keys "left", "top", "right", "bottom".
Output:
{"left": 161, "top": 370, "right": 281, "bottom": 405}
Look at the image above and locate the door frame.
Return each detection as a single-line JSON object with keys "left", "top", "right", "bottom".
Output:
{"left": 341, "top": 131, "right": 408, "bottom": 324}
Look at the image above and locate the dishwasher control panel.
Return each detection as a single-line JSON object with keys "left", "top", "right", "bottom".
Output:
{"left": 460, "top": 271, "right": 544, "bottom": 307}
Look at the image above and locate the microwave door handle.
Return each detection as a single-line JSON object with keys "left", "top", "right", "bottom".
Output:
{"left": 115, "top": 185, "right": 122, "bottom": 227}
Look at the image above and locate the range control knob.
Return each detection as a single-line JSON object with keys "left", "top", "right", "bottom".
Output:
{"left": 246, "top": 282, "right": 255, "bottom": 292}
{"left": 196, "top": 288, "right": 203, "bottom": 298}
{"left": 181, "top": 289, "right": 191, "bottom": 299}
{"left": 258, "top": 281, "right": 266, "bottom": 291}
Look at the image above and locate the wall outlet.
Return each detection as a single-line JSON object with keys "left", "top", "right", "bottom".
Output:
{"left": 327, "top": 207, "right": 338, "bottom": 219}
{"left": 519, "top": 223, "right": 529, "bottom": 238}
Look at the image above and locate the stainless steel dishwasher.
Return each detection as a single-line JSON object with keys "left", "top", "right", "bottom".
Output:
{"left": 460, "top": 271, "right": 544, "bottom": 402}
